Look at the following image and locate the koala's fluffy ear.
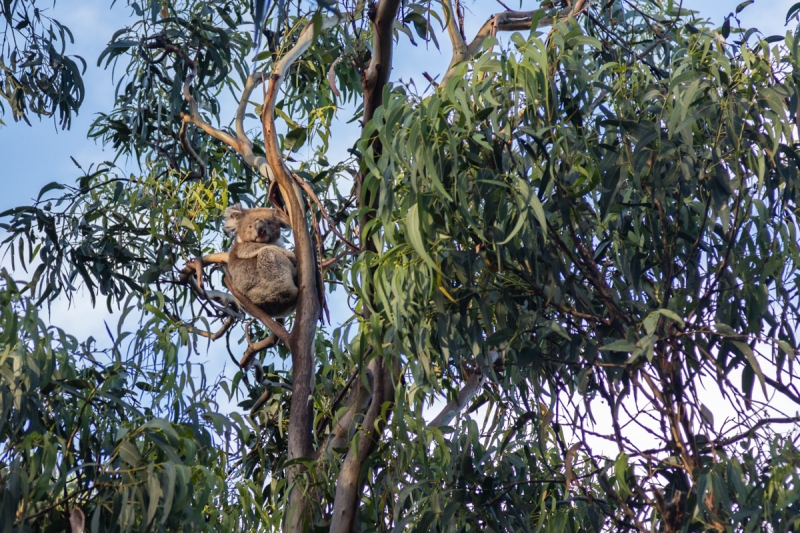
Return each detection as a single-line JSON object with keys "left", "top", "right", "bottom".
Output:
{"left": 276, "top": 210, "right": 291, "bottom": 230}
{"left": 223, "top": 203, "right": 244, "bottom": 233}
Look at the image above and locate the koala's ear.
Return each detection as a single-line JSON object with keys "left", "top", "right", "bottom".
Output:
{"left": 275, "top": 210, "right": 291, "bottom": 230}
{"left": 223, "top": 203, "right": 244, "bottom": 233}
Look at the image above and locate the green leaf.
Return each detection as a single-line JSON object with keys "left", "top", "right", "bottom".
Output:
{"left": 405, "top": 203, "right": 442, "bottom": 274}
{"left": 600, "top": 339, "right": 637, "bottom": 352}
{"left": 36, "top": 181, "right": 66, "bottom": 201}
{"left": 117, "top": 440, "right": 142, "bottom": 467}
{"left": 736, "top": 0, "right": 754, "bottom": 14}
{"left": 643, "top": 309, "right": 684, "bottom": 335}
{"left": 778, "top": 340, "right": 796, "bottom": 361}
{"left": 787, "top": 1, "right": 800, "bottom": 23}
{"left": 733, "top": 341, "right": 767, "bottom": 396}
{"left": 700, "top": 404, "right": 714, "bottom": 427}
{"left": 614, "top": 453, "right": 632, "bottom": 498}
{"left": 714, "top": 322, "right": 737, "bottom": 336}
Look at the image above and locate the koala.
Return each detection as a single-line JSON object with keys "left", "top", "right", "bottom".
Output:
{"left": 223, "top": 204, "right": 298, "bottom": 318}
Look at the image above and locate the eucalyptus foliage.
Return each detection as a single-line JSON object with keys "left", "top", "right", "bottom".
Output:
{"left": 0, "top": 0, "right": 86, "bottom": 127}
{"left": 2, "top": 0, "right": 800, "bottom": 532}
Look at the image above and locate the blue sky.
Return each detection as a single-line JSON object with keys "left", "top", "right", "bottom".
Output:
{"left": 0, "top": 0, "right": 796, "bottom": 346}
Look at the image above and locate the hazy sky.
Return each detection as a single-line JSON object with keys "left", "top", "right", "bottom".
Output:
{"left": 1, "top": 0, "right": 796, "bottom": 371}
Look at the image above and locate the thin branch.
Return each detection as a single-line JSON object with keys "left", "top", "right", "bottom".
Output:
{"left": 178, "top": 119, "right": 206, "bottom": 180}
{"left": 240, "top": 331, "right": 279, "bottom": 369}
{"left": 321, "top": 249, "right": 358, "bottom": 269}
{"left": 234, "top": 73, "right": 273, "bottom": 179}
{"left": 292, "top": 173, "right": 359, "bottom": 252}
{"left": 185, "top": 316, "right": 235, "bottom": 340}
{"left": 717, "top": 416, "right": 800, "bottom": 447}
{"left": 328, "top": 55, "right": 343, "bottom": 99}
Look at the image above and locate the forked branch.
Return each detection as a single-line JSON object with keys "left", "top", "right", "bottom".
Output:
{"left": 143, "top": 34, "right": 273, "bottom": 182}
{"left": 441, "top": 1, "right": 591, "bottom": 86}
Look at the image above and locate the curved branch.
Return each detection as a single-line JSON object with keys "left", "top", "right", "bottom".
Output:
{"left": 258, "top": 15, "right": 343, "bottom": 531}
{"left": 235, "top": 73, "right": 273, "bottom": 179}
{"left": 184, "top": 316, "right": 235, "bottom": 340}
{"left": 223, "top": 276, "right": 291, "bottom": 345}
{"left": 240, "top": 331, "right": 279, "bottom": 369}
{"left": 178, "top": 120, "right": 206, "bottom": 180}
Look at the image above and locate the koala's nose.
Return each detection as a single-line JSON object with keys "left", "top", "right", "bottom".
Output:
{"left": 256, "top": 222, "right": 267, "bottom": 236}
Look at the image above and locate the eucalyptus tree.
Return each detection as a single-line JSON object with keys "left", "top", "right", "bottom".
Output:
{"left": 2, "top": 0, "right": 800, "bottom": 532}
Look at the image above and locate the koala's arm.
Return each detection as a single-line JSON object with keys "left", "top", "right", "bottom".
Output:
{"left": 276, "top": 247, "right": 297, "bottom": 265}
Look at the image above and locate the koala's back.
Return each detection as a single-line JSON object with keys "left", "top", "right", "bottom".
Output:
{"left": 229, "top": 242, "right": 298, "bottom": 318}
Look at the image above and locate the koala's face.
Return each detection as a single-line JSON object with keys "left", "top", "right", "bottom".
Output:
{"left": 223, "top": 205, "right": 290, "bottom": 244}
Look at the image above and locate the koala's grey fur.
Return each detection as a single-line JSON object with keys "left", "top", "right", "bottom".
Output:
{"left": 223, "top": 204, "right": 298, "bottom": 318}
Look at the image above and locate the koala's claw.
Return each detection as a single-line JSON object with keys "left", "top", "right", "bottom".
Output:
{"left": 178, "top": 257, "right": 205, "bottom": 291}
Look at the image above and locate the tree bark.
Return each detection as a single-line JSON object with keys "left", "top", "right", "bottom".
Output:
{"left": 258, "top": 16, "right": 342, "bottom": 533}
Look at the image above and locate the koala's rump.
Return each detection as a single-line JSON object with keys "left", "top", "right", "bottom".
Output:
{"left": 229, "top": 244, "right": 298, "bottom": 318}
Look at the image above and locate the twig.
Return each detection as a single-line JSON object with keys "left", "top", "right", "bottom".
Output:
{"left": 292, "top": 173, "right": 359, "bottom": 251}
{"left": 328, "top": 55, "right": 343, "bottom": 99}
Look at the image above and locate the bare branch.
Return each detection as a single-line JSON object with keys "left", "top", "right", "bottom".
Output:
{"left": 328, "top": 55, "right": 343, "bottom": 99}
{"left": 184, "top": 316, "right": 235, "bottom": 341}
{"left": 441, "top": 2, "right": 590, "bottom": 86}
{"left": 240, "top": 331, "right": 279, "bottom": 369}
{"left": 428, "top": 350, "right": 498, "bottom": 427}
{"left": 178, "top": 119, "right": 206, "bottom": 180}
{"left": 717, "top": 416, "right": 800, "bottom": 447}
{"left": 428, "top": 372, "right": 485, "bottom": 428}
